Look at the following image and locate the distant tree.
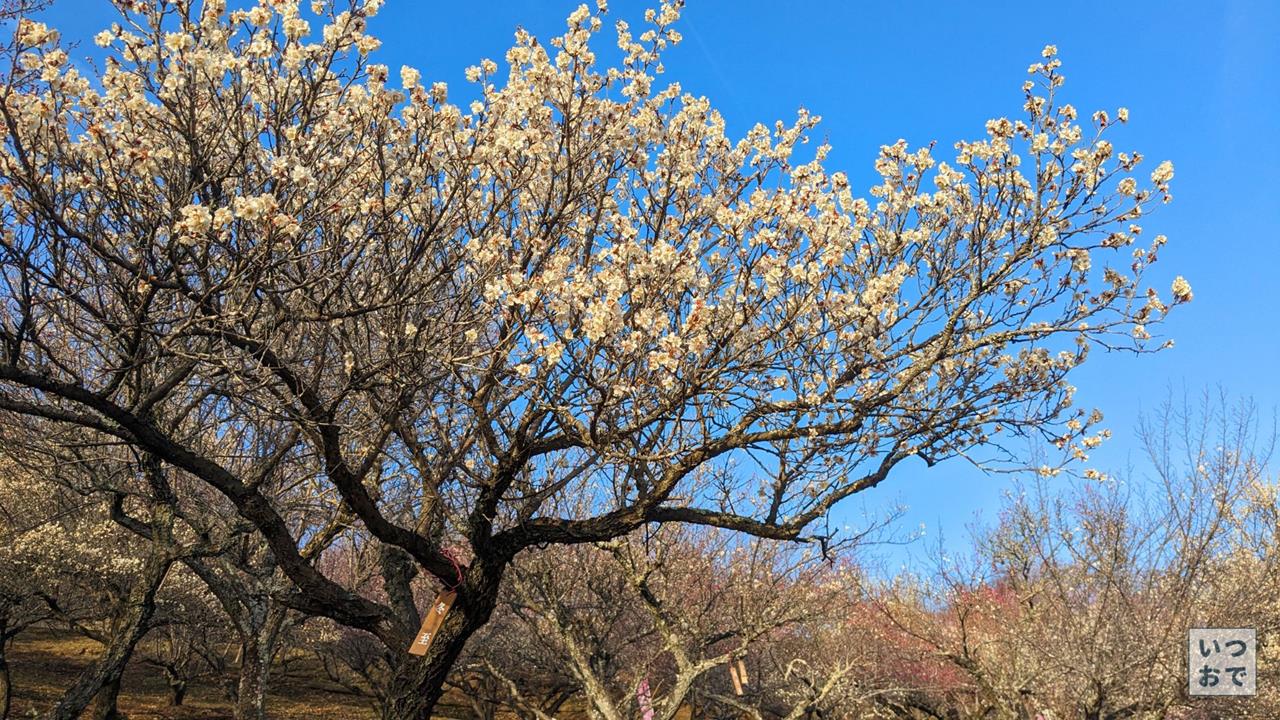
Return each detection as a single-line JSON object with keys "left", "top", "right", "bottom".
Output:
{"left": 134, "top": 577, "right": 228, "bottom": 709}
{"left": 875, "top": 392, "right": 1277, "bottom": 719}
{"left": 467, "top": 524, "right": 859, "bottom": 720}
{"left": 0, "top": 0, "right": 1188, "bottom": 715}
{"left": 0, "top": 458, "right": 177, "bottom": 720}
{"left": 0, "top": 405, "right": 333, "bottom": 720}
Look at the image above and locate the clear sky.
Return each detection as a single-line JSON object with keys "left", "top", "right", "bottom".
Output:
{"left": 37, "top": 0, "right": 1280, "bottom": 568}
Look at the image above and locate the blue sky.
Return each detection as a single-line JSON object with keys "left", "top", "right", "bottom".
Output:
{"left": 38, "top": 0, "right": 1280, "bottom": 568}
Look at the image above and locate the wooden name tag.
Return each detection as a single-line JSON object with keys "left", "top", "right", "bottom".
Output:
{"left": 407, "top": 590, "right": 457, "bottom": 656}
{"left": 729, "top": 657, "right": 749, "bottom": 695}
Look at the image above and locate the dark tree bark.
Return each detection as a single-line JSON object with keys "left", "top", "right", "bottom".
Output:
{"left": 89, "top": 673, "right": 124, "bottom": 720}
{"left": 384, "top": 560, "right": 506, "bottom": 720}
{"left": 167, "top": 678, "right": 187, "bottom": 707}
{"left": 234, "top": 610, "right": 289, "bottom": 720}
{"left": 235, "top": 644, "right": 267, "bottom": 720}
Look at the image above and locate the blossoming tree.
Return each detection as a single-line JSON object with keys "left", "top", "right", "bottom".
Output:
{"left": 0, "top": 0, "right": 1189, "bottom": 715}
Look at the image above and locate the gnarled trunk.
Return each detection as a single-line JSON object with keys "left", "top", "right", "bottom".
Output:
{"left": 232, "top": 603, "right": 289, "bottom": 720}
{"left": 167, "top": 678, "right": 187, "bottom": 707}
{"left": 384, "top": 561, "right": 505, "bottom": 720}
{"left": 89, "top": 674, "right": 123, "bottom": 720}
{"left": 235, "top": 646, "right": 267, "bottom": 720}
{"left": 236, "top": 632, "right": 273, "bottom": 717}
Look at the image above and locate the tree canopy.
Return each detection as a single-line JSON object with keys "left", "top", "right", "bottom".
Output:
{"left": 0, "top": 1, "right": 1190, "bottom": 716}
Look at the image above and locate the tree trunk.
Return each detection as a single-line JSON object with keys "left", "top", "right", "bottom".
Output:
{"left": 234, "top": 640, "right": 267, "bottom": 720}
{"left": 384, "top": 562, "right": 505, "bottom": 720}
{"left": 89, "top": 674, "right": 123, "bottom": 720}
{"left": 0, "top": 638, "right": 10, "bottom": 720}
{"left": 42, "top": 552, "right": 172, "bottom": 720}
{"left": 233, "top": 599, "right": 289, "bottom": 720}
{"left": 157, "top": 663, "right": 187, "bottom": 706}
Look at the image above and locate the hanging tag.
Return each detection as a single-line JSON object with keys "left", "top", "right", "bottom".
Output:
{"left": 729, "top": 661, "right": 744, "bottom": 695}
{"left": 407, "top": 590, "right": 457, "bottom": 656}
{"left": 737, "top": 658, "right": 749, "bottom": 687}
{"left": 636, "top": 677, "right": 655, "bottom": 720}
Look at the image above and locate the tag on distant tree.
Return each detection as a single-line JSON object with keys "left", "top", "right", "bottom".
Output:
{"left": 408, "top": 590, "right": 457, "bottom": 656}
{"left": 729, "top": 660, "right": 744, "bottom": 695}
{"left": 636, "top": 677, "right": 654, "bottom": 720}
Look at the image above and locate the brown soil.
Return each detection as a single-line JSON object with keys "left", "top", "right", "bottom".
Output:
{"left": 6, "top": 627, "right": 377, "bottom": 719}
